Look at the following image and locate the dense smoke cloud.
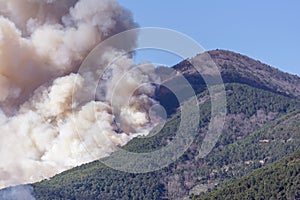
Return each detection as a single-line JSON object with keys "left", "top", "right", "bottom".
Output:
{"left": 0, "top": 0, "right": 137, "bottom": 111}
{"left": 0, "top": 0, "right": 159, "bottom": 188}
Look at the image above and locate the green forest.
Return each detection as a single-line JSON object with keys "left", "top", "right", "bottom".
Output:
{"left": 196, "top": 150, "right": 300, "bottom": 200}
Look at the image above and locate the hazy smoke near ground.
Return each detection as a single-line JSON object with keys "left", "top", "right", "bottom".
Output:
{"left": 0, "top": 0, "right": 159, "bottom": 189}
{"left": 0, "top": 185, "right": 35, "bottom": 200}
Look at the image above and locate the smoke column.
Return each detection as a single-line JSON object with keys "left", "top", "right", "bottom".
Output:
{"left": 0, "top": 0, "right": 159, "bottom": 188}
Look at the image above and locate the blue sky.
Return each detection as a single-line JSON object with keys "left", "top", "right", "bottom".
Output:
{"left": 118, "top": 0, "right": 300, "bottom": 75}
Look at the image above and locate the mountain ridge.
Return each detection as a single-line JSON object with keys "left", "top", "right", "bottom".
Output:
{"left": 177, "top": 49, "right": 300, "bottom": 98}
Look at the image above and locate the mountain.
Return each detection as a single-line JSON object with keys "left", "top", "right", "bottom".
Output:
{"left": 195, "top": 150, "right": 300, "bottom": 200}
{"left": 179, "top": 50, "right": 300, "bottom": 98}
{"left": 2, "top": 49, "right": 300, "bottom": 199}
{"left": 158, "top": 50, "right": 300, "bottom": 115}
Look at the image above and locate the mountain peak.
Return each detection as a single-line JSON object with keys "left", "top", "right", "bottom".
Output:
{"left": 173, "top": 49, "right": 300, "bottom": 99}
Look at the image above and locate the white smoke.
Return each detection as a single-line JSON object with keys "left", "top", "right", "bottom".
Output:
{"left": 0, "top": 0, "right": 159, "bottom": 189}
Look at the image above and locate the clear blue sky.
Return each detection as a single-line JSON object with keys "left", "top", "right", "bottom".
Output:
{"left": 118, "top": 0, "right": 300, "bottom": 75}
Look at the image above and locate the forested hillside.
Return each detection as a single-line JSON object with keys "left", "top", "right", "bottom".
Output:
{"left": 29, "top": 82, "right": 300, "bottom": 199}
{"left": 196, "top": 150, "right": 300, "bottom": 200}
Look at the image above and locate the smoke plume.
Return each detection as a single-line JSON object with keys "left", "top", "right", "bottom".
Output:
{"left": 0, "top": 0, "right": 159, "bottom": 188}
